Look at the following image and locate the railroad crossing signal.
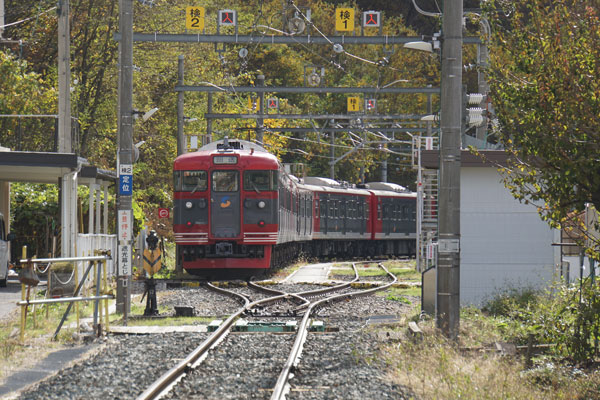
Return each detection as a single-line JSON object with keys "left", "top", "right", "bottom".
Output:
{"left": 186, "top": 6, "right": 205, "bottom": 31}
{"left": 248, "top": 96, "right": 258, "bottom": 111}
{"left": 143, "top": 249, "right": 162, "bottom": 275}
{"left": 267, "top": 97, "right": 279, "bottom": 110}
{"left": 365, "top": 98, "right": 377, "bottom": 111}
{"left": 362, "top": 11, "right": 381, "bottom": 28}
{"left": 347, "top": 97, "right": 360, "bottom": 112}
{"left": 218, "top": 10, "right": 237, "bottom": 26}
{"left": 335, "top": 8, "right": 354, "bottom": 32}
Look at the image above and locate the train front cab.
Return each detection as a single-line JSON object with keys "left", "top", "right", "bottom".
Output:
{"left": 174, "top": 141, "right": 280, "bottom": 271}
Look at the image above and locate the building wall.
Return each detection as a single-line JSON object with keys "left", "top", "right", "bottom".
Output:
{"left": 460, "top": 167, "right": 559, "bottom": 306}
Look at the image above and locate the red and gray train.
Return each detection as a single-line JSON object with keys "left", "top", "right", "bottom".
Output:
{"left": 173, "top": 139, "right": 416, "bottom": 275}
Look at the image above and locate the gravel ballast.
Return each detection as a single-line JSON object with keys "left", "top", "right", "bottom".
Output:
{"left": 17, "top": 282, "right": 417, "bottom": 399}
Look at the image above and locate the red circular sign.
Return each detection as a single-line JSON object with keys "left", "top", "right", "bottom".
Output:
{"left": 158, "top": 208, "right": 170, "bottom": 219}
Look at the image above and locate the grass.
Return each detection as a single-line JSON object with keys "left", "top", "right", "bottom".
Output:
{"left": 379, "top": 301, "right": 600, "bottom": 400}
{"left": 330, "top": 260, "right": 421, "bottom": 281}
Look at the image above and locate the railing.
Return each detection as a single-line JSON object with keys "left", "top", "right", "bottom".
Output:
{"left": 77, "top": 233, "right": 117, "bottom": 275}
{"left": 17, "top": 252, "right": 113, "bottom": 342}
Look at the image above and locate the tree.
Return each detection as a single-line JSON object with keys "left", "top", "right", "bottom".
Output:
{"left": 485, "top": 0, "right": 600, "bottom": 249}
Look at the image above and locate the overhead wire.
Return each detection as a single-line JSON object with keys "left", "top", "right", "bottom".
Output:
{"left": 289, "top": 1, "right": 403, "bottom": 73}
{"left": 0, "top": 6, "right": 57, "bottom": 30}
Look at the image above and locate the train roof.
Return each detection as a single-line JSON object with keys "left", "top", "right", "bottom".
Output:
{"left": 174, "top": 138, "right": 279, "bottom": 170}
{"left": 197, "top": 138, "right": 268, "bottom": 153}
{"left": 365, "top": 182, "right": 409, "bottom": 193}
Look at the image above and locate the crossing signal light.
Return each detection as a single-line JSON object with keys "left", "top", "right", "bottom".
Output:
{"left": 219, "top": 10, "right": 236, "bottom": 26}
{"left": 362, "top": 11, "right": 381, "bottom": 28}
{"left": 365, "top": 98, "right": 377, "bottom": 111}
{"left": 267, "top": 98, "right": 279, "bottom": 109}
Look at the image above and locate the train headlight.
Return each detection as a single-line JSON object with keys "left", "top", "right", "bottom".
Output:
{"left": 257, "top": 201, "right": 266, "bottom": 209}
{"left": 258, "top": 220, "right": 265, "bottom": 227}
{"left": 185, "top": 201, "right": 193, "bottom": 209}
{"left": 186, "top": 221, "right": 192, "bottom": 227}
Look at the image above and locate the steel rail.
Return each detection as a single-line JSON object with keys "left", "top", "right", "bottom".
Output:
{"left": 271, "top": 262, "right": 397, "bottom": 400}
{"left": 137, "top": 284, "right": 296, "bottom": 400}
{"left": 247, "top": 281, "right": 310, "bottom": 309}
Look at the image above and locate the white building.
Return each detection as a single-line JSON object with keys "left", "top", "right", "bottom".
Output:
{"left": 421, "top": 150, "right": 560, "bottom": 307}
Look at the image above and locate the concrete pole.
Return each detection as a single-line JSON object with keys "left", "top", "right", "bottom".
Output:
{"left": 57, "top": 0, "right": 71, "bottom": 153}
{"left": 329, "top": 131, "right": 335, "bottom": 179}
{"left": 257, "top": 74, "right": 265, "bottom": 145}
{"left": 436, "top": 0, "right": 462, "bottom": 339}
{"left": 177, "top": 55, "right": 185, "bottom": 155}
{"left": 206, "top": 92, "right": 213, "bottom": 144}
{"left": 0, "top": 0, "right": 5, "bottom": 39}
{"left": 117, "top": 0, "right": 133, "bottom": 318}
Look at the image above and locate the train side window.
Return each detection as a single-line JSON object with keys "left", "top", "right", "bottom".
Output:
{"left": 181, "top": 170, "right": 207, "bottom": 192}
{"left": 212, "top": 170, "right": 238, "bottom": 192}
{"left": 377, "top": 202, "right": 382, "bottom": 220}
{"left": 244, "top": 170, "right": 271, "bottom": 192}
{"left": 173, "top": 171, "right": 181, "bottom": 191}
{"left": 272, "top": 171, "right": 279, "bottom": 190}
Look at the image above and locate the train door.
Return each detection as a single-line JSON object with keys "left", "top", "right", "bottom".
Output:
{"left": 296, "top": 193, "right": 301, "bottom": 235}
{"left": 210, "top": 170, "right": 240, "bottom": 238}
{"left": 322, "top": 197, "right": 328, "bottom": 234}
{"left": 341, "top": 198, "right": 347, "bottom": 234}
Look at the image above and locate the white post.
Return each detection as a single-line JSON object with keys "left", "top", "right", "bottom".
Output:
{"left": 103, "top": 183, "right": 108, "bottom": 234}
{"left": 95, "top": 184, "right": 101, "bottom": 234}
{"left": 88, "top": 183, "right": 95, "bottom": 234}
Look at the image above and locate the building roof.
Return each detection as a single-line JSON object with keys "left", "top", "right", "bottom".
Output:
{"left": 0, "top": 151, "right": 116, "bottom": 184}
{"left": 421, "top": 149, "right": 511, "bottom": 169}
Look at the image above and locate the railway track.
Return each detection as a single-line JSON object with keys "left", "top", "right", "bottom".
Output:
{"left": 137, "top": 262, "right": 397, "bottom": 400}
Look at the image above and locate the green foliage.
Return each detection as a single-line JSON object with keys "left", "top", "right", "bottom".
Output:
{"left": 483, "top": 281, "right": 600, "bottom": 364}
{"left": 385, "top": 293, "right": 411, "bottom": 304}
{"left": 485, "top": 0, "right": 600, "bottom": 253}
{"left": 10, "top": 183, "right": 59, "bottom": 257}
{"left": 0, "top": 50, "right": 57, "bottom": 151}
{"left": 2, "top": 0, "right": 452, "bottom": 237}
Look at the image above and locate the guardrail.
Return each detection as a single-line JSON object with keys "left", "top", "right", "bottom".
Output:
{"left": 17, "top": 250, "right": 113, "bottom": 342}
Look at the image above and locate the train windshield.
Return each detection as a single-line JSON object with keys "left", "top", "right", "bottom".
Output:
{"left": 212, "top": 170, "right": 239, "bottom": 192}
{"left": 244, "top": 170, "right": 275, "bottom": 192}
{"left": 174, "top": 170, "right": 207, "bottom": 192}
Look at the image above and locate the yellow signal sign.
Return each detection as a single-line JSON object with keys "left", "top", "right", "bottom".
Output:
{"left": 347, "top": 96, "right": 360, "bottom": 112}
{"left": 186, "top": 6, "right": 205, "bottom": 31}
{"left": 336, "top": 8, "right": 355, "bottom": 32}
{"left": 143, "top": 249, "right": 162, "bottom": 276}
{"left": 248, "top": 96, "right": 259, "bottom": 111}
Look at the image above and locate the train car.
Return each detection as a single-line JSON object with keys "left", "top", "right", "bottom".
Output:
{"left": 173, "top": 139, "right": 281, "bottom": 272}
{"left": 367, "top": 182, "right": 417, "bottom": 256}
{"left": 173, "top": 138, "right": 417, "bottom": 275}
{"left": 299, "top": 177, "right": 373, "bottom": 258}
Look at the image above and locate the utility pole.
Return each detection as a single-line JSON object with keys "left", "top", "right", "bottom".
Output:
{"left": 117, "top": 0, "right": 133, "bottom": 319}
{"left": 437, "top": 0, "right": 462, "bottom": 338}
{"left": 177, "top": 55, "right": 185, "bottom": 155}
{"left": 329, "top": 131, "right": 335, "bottom": 179}
{"left": 256, "top": 74, "right": 265, "bottom": 145}
{"left": 206, "top": 92, "right": 213, "bottom": 144}
{"left": 57, "top": 0, "right": 71, "bottom": 153}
